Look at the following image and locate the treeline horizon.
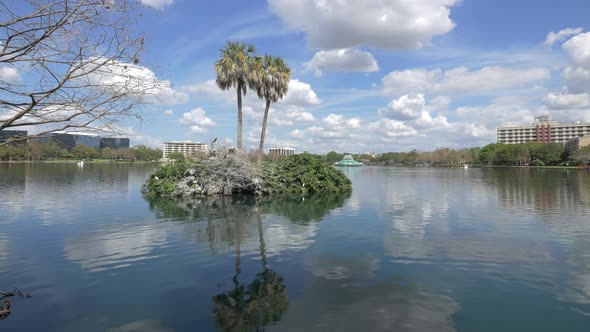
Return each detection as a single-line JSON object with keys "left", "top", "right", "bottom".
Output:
{"left": 0, "top": 141, "right": 162, "bottom": 162}
{"left": 320, "top": 142, "right": 590, "bottom": 166}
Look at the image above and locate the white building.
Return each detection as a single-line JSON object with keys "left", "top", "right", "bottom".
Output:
{"left": 497, "top": 115, "right": 590, "bottom": 144}
{"left": 163, "top": 141, "right": 208, "bottom": 159}
{"left": 268, "top": 146, "right": 295, "bottom": 157}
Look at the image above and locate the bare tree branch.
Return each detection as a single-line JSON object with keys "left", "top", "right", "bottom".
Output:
{"left": 0, "top": 0, "right": 156, "bottom": 147}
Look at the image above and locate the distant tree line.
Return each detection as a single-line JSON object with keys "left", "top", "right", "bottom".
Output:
{"left": 319, "top": 143, "right": 590, "bottom": 167}
{"left": 321, "top": 148, "right": 481, "bottom": 166}
{"left": 478, "top": 142, "right": 589, "bottom": 166}
{"left": 0, "top": 142, "right": 162, "bottom": 162}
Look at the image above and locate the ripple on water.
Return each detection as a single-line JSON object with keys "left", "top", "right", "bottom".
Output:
{"left": 0, "top": 234, "right": 7, "bottom": 274}
{"left": 63, "top": 224, "right": 168, "bottom": 273}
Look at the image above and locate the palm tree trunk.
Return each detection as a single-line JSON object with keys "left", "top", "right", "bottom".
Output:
{"left": 257, "top": 100, "right": 271, "bottom": 165}
{"left": 233, "top": 228, "right": 241, "bottom": 290}
{"left": 256, "top": 212, "right": 268, "bottom": 271}
{"left": 237, "top": 83, "right": 243, "bottom": 150}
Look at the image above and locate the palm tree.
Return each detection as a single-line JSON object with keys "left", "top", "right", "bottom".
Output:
{"left": 214, "top": 41, "right": 257, "bottom": 150}
{"left": 250, "top": 55, "right": 291, "bottom": 164}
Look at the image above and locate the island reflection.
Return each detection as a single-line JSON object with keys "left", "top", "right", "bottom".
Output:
{"left": 147, "top": 192, "right": 349, "bottom": 331}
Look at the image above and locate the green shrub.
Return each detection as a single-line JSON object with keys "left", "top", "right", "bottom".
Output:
{"left": 144, "top": 154, "right": 352, "bottom": 198}
{"left": 261, "top": 154, "right": 352, "bottom": 195}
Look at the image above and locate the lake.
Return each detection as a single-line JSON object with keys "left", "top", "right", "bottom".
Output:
{"left": 1, "top": 164, "right": 590, "bottom": 331}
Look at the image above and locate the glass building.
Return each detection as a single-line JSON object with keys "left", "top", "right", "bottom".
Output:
{"left": 0, "top": 130, "right": 28, "bottom": 144}
{"left": 100, "top": 137, "right": 130, "bottom": 150}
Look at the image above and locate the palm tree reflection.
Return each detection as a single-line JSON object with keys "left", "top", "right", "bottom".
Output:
{"left": 213, "top": 212, "right": 288, "bottom": 332}
{"left": 146, "top": 193, "right": 351, "bottom": 331}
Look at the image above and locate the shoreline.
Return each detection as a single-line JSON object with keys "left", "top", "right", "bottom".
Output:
{"left": 362, "top": 164, "right": 589, "bottom": 170}
{"left": 0, "top": 159, "right": 162, "bottom": 164}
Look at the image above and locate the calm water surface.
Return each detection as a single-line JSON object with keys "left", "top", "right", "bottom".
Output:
{"left": 1, "top": 164, "right": 590, "bottom": 331}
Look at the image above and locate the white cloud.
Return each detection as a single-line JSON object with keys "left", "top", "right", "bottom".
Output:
{"left": 382, "top": 69, "right": 440, "bottom": 95}
{"left": 304, "top": 48, "right": 379, "bottom": 76}
{"left": 425, "top": 96, "right": 452, "bottom": 112}
{"left": 185, "top": 79, "right": 321, "bottom": 109}
{"left": 268, "top": 0, "right": 458, "bottom": 49}
{"left": 0, "top": 66, "right": 21, "bottom": 84}
{"left": 382, "top": 66, "right": 550, "bottom": 96}
{"left": 545, "top": 27, "right": 583, "bottom": 47}
{"left": 286, "top": 92, "right": 531, "bottom": 153}
{"left": 290, "top": 129, "right": 305, "bottom": 139}
{"left": 164, "top": 109, "right": 174, "bottom": 115}
{"left": 560, "top": 32, "right": 590, "bottom": 94}
{"left": 179, "top": 107, "right": 216, "bottom": 134}
{"left": 379, "top": 94, "right": 451, "bottom": 130}
{"left": 79, "top": 57, "right": 188, "bottom": 105}
{"left": 380, "top": 94, "right": 426, "bottom": 121}
{"left": 563, "top": 66, "right": 590, "bottom": 93}
{"left": 64, "top": 225, "right": 168, "bottom": 272}
{"left": 244, "top": 105, "right": 315, "bottom": 127}
{"left": 131, "top": 133, "right": 163, "bottom": 147}
{"left": 438, "top": 67, "right": 549, "bottom": 94}
{"left": 0, "top": 234, "right": 7, "bottom": 272}
{"left": 183, "top": 79, "right": 232, "bottom": 102}
{"left": 140, "top": 0, "right": 174, "bottom": 10}
{"left": 563, "top": 32, "right": 590, "bottom": 68}
{"left": 107, "top": 125, "right": 164, "bottom": 148}
{"left": 279, "top": 79, "right": 321, "bottom": 106}
{"left": 454, "top": 98, "right": 536, "bottom": 129}
{"left": 543, "top": 91, "right": 590, "bottom": 110}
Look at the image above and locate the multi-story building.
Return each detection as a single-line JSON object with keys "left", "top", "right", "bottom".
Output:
{"left": 100, "top": 137, "right": 130, "bottom": 150}
{"left": 565, "top": 135, "right": 590, "bottom": 152}
{"left": 268, "top": 147, "right": 295, "bottom": 157}
{"left": 33, "top": 132, "right": 127, "bottom": 151}
{"left": 0, "top": 130, "right": 28, "bottom": 144}
{"left": 163, "top": 141, "right": 208, "bottom": 159}
{"left": 497, "top": 115, "right": 590, "bottom": 144}
{"left": 48, "top": 132, "right": 101, "bottom": 150}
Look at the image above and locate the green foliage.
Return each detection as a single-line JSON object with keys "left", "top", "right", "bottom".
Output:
{"left": 28, "top": 141, "right": 62, "bottom": 160}
{"left": 325, "top": 151, "right": 344, "bottom": 165}
{"left": 100, "top": 147, "right": 116, "bottom": 159}
{"left": 116, "top": 148, "right": 134, "bottom": 160}
{"left": 71, "top": 144, "right": 99, "bottom": 160}
{"left": 144, "top": 154, "right": 352, "bottom": 198}
{"left": 167, "top": 152, "right": 185, "bottom": 161}
{"left": 478, "top": 142, "right": 566, "bottom": 166}
{"left": 0, "top": 141, "right": 162, "bottom": 162}
{"left": 132, "top": 145, "right": 162, "bottom": 160}
{"left": 573, "top": 146, "right": 590, "bottom": 165}
{"left": 261, "top": 154, "right": 352, "bottom": 195}
{"left": 0, "top": 144, "right": 26, "bottom": 161}
{"left": 258, "top": 192, "right": 350, "bottom": 223}
{"left": 143, "top": 161, "right": 193, "bottom": 198}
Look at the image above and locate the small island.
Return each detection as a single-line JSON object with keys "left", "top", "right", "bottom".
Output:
{"left": 143, "top": 153, "right": 352, "bottom": 198}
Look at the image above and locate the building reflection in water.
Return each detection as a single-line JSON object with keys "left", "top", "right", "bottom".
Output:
{"left": 494, "top": 168, "right": 590, "bottom": 215}
{"left": 0, "top": 163, "right": 132, "bottom": 225}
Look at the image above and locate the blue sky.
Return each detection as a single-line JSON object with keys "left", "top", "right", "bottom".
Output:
{"left": 10, "top": 0, "right": 590, "bottom": 153}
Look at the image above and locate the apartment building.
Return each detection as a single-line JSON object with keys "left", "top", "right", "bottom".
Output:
{"left": 497, "top": 115, "right": 590, "bottom": 144}
{"left": 163, "top": 141, "right": 208, "bottom": 159}
{"left": 268, "top": 147, "right": 295, "bottom": 157}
